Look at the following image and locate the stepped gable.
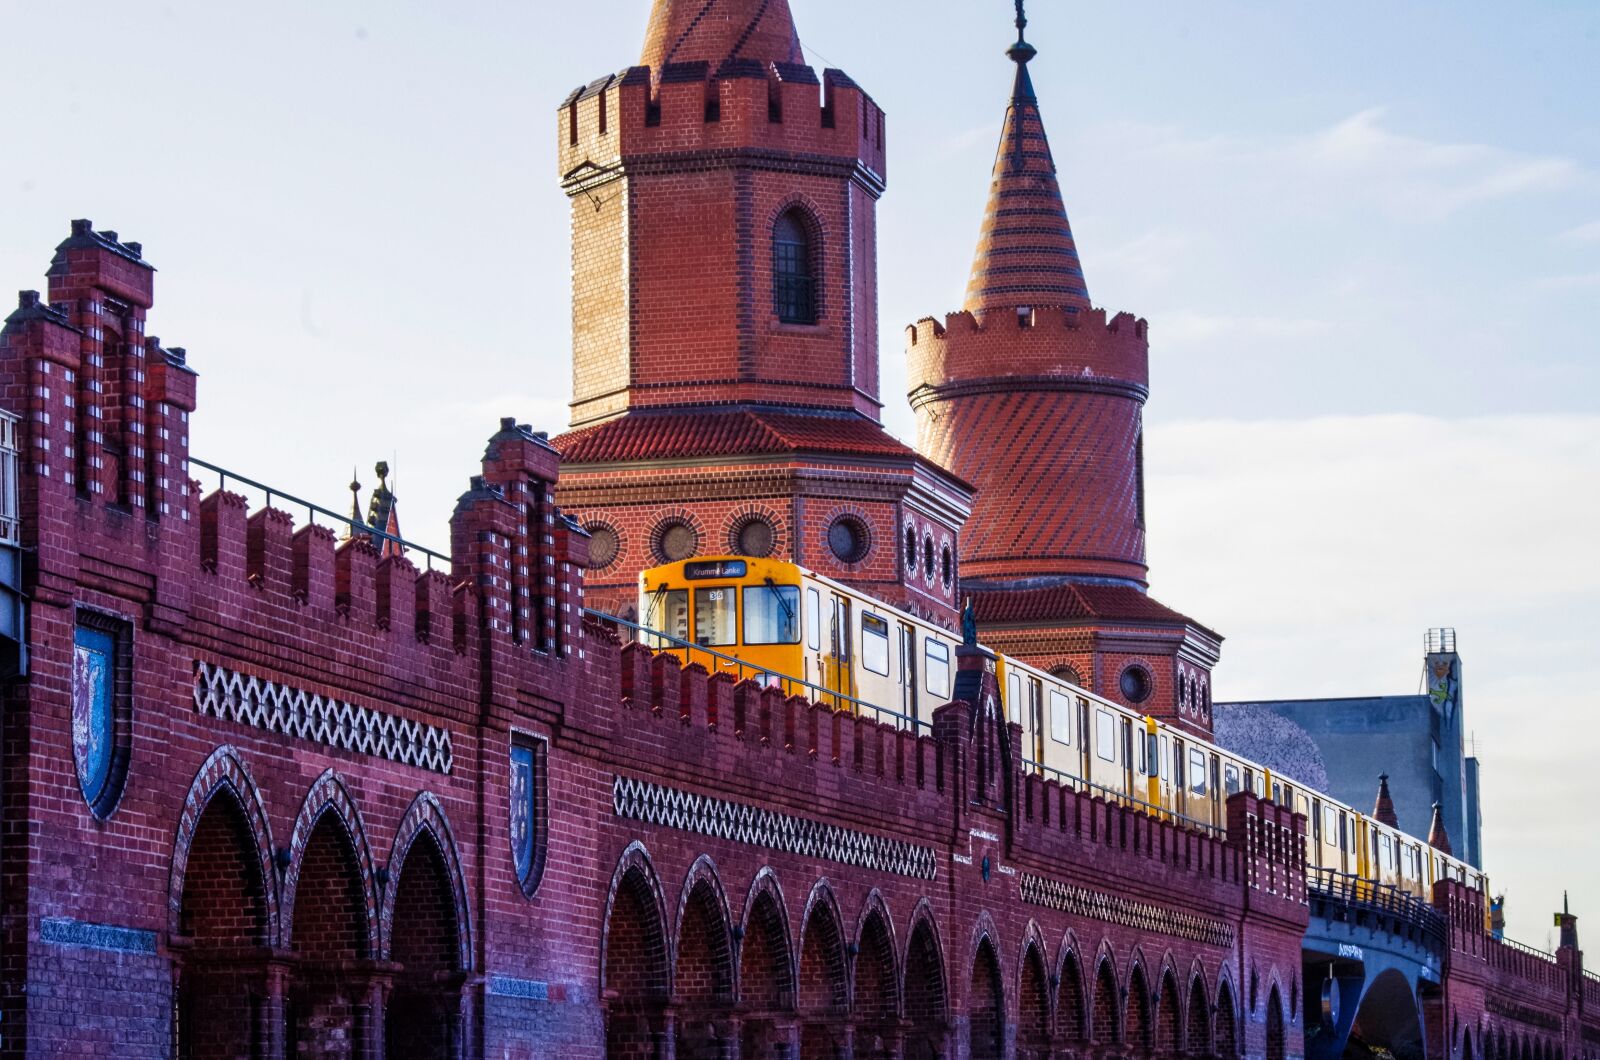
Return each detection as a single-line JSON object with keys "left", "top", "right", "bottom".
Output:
{"left": 553, "top": 407, "right": 921, "bottom": 464}
{"left": 641, "top": 0, "right": 803, "bottom": 71}
{"left": 970, "top": 581, "right": 1218, "bottom": 637}
{"left": 964, "top": 9, "right": 1089, "bottom": 313}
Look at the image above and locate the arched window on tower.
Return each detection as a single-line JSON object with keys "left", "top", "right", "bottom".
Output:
{"left": 773, "top": 210, "right": 817, "bottom": 325}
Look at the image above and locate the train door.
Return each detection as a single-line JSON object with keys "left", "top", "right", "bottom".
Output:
{"left": 898, "top": 622, "right": 918, "bottom": 723}
{"left": 1026, "top": 677, "right": 1045, "bottom": 764}
{"left": 1142, "top": 719, "right": 1162, "bottom": 811}
{"left": 1121, "top": 716, "right": 1136, "bottom": 801}
{"left": 1171, "top": 737, "right": 1187, "bottom": 818}
{"left": 1208, "top": 752, "right": 1223, "bottom": 829}
{"left": 824, "top": 592, "right": 856, "bottom": 707}
{"left": 803, "top": 586, "right": 822, "bottom": 686}
{"left": 1078, "top": 697, "right": 1092, "bottom": 785}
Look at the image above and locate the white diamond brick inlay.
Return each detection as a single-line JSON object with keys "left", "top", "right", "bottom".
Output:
{"left": 1017, "top": 871, "right": 1235, "bottom": 948}
{"left": 193, "top": 660, "right": 453, "bottom": 775}
{"left": 612, "top": 775, "right": 937, "bottom": 881}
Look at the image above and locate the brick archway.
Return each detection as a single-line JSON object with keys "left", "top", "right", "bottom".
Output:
{"left": 381, "top": 793, "right": 472, "bottom": 1059}
{"left": 282, "top": 770, "right": 381, "bottom": 1057}
{"left": 674, "top": 856, "right": 736, "bottom": 1060}
{"left": 601, "top": 843, "right": 671, "bottom": 1058}
{"left": 903, "top": 906, "right": 948, "bottom": 1060}
{"left": 1186, "top": 971, "right": 1212, "bottom": 1058}
{"left": 1126, "top": 960, "right": 1153, "bottom": 1055}
{"left": 1016, "top": 932, "right": 1051, "bottom": 1060}
{"left": 1091, "top": 953, "right": 1121, "bottom": 1047}
{"left": 1155, "top": 963, "right": 1182, "bottom": 1056}
{"left": 1266, "top": 984, "right": 1286, "bottom": 1060}
{"left": 169, "top": 747, "right": 279, "bottom": 1060}
{"left": 797, "top": 881, "right": 849, "bottom": 1060}
{"left": 738, "top": 869, "right": 795, "bottom": 1060}
{"left": 1054, "top": 943, "right": 1088, "bottom": 1045}
{"left": 853, "top": 891, "right": 900, "bottom": 1059}
{"left": 1215, "top": 976, "right": 1240, "bottom": 1058}
{"left": 967, "top": 930, "right": 1004, "bottom": 1060}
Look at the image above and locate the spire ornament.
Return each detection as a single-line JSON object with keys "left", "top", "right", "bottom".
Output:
{"left": 1009, "top": 0, "right": 1037, "bottom": 67}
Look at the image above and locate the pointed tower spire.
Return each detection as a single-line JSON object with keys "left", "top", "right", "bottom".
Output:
{"left": 1427, "top": 802, "right": 1453, "bottom": 855}
{"left": 1373, "top": 773, "right": 1399, "bottom": 827}
{"left": 641, "top": 0, "right": 803, "bottom": 71}
{"left": 964, "top": 0, "right": 1089, "bottom": 313}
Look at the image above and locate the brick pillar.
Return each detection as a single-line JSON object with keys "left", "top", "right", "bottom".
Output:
{"left": 263, "top": 960, "right": 290, "bottom": 1060}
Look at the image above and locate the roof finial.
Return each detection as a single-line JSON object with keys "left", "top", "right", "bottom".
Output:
{"left": 1009, "top": 0, "right": 1037, "bottom": 65}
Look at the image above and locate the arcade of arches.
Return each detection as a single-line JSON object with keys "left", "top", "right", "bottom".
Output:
{"left": 171, "top": 752, "right": 470, "bottom": 1060}
{"left": 601, "top": 848, "right": 1267, "bottom": 1060}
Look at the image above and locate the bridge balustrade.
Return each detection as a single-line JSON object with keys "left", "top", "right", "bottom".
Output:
{"left": 1308, "top": 867, "right": 1447, "bottom": 955}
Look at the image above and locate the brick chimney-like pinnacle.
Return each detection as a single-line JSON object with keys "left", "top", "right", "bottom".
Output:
{"left": 964, "top": 4, "right": 1089, "bottom": 313}
{"left": 1427, "top": 802, "right": 1452, "bottom": 855}
{"left": 1373, "top": 773, "right": 1399, "bottom": 828}
{"left": 641, "top": 0, "right": 803, "bottom": 70}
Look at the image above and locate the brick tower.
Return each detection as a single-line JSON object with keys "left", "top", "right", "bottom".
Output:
{"left": 906, "top": 8, "right": 1220, "bottom": 735}
{"left": 552, "top": 0, "right": 970, "bottom": 625}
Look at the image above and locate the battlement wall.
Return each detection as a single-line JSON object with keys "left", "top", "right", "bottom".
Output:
{"left": 558, "top": 63, "right": 886, "bottom": 194}
{"left": 907, "top": 305, "right": 1149, "bottom": 400}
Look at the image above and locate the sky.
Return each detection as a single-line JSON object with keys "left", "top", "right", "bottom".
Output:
{"left": 3, "top": 0, "right": 1597, "bottom": 948}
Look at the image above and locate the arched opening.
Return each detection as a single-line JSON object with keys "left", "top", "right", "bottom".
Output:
{"left": 1463, "top": 1028, "right": 1475, "bottom": 1060}
{"left": 175, "top": 791, "right": 270, "bottom": 1060}
{"left": 903, "top": 917, "right": 947, "bottom": 1060}
{"left": 773, "top": 208, "right": 817, "bottom": 324}
{"left": 288, "top": 812, "right": 372, "bottom": 1056}
{"left": 967, "top": 936, "right": 1004, "bottom": 1060}
{"left": 675, "top": 878, "right": 735, "bottom": 1060}
{"left": 1056, "top": 952, "right": 1087, "bottom": 1044}
{"left": 1016, "top": 942, "right": 1051, "bottom": 1060}
{"left": 1126, "top": 964, "right": 1152, "bottom": 1055}
{"left": 797, "top": 896, "right": 848, "bottom": 1060}
{"left": 384, "top": 830, "right": 463, "bottom": 1059}
{"left": 1266, "top": 985, "right": 1286, "bottom": 1060}
{"left": 1186, "top": 976, "right": 1212, "bottom": 1058}
{"left": 1216, "top": 979, "right": 1239, "bottom": 1058}
{"left": 1348, "top": 968, "right": 1424, "bottom": 1060}
{"left": 738, "top": 886, "right": 794, "bottom": 1060}
{"left": 854, "top": 908, "right": 898, "bottom": 1059}
{"left": 1155, "top": 970, "right": 1181, "bottom": 1056}
{"left": 603, "top": 864, "right": 670, "bottom": 1058}
{"left": 1092, "top": 960, "right": 1119, "bottom": 1047}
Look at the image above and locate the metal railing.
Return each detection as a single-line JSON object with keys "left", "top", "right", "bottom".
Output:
{"left": 1021, "top": 757, "right": 1226, "bottom": 839}
{"left": 1498, "top": 936, "right": 1558, "bottom": 965}
{"left": 1308, "top": 867, "right": 1448, "bottom": 951}
{"left": 189, "top": 456, "right": 451, "bottom": 571}
{"left": 584, "top": 608, "right": 929, "bottom": 734}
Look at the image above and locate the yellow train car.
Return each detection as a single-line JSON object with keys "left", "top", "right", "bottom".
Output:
{"left": 629, "top": 558, "right": 1492, "bottom": 915}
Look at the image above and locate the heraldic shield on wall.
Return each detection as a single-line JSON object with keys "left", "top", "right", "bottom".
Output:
{"left": 72, "top": 610, "right": 130, "bottom": 818}
{"left": 509, "top": 736, "right": 548, "bottom": 896}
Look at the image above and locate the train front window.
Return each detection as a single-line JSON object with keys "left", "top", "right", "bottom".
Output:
{"left": 861, "top": 613, "right": 890, "bottom": 675}
{"left": 693, "top": 587, "right": 738, "bottom": 646}
{"left": 744, "top": 584, "right": 801, "bottom": 645}
{"left": 645, "top": 589, "right": 689, "bottom": 644}
{"left": 1049, "top": 690, "right": 1072, "bottom": 745}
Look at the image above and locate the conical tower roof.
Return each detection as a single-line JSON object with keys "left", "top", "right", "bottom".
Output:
{"left": 964, "top": 5, "right": 1089, "bottom": 313}
{"left": 1427, "top": 802, "right": 1453, "bottom": 855}
{"left": 1373, "top": 773, "right": 1399, "bottom": 828}
{"left": 641, "top": 0, "right": 803, "bottom": 70}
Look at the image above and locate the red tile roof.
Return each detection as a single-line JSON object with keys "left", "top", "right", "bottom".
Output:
{"left": 972, "top": 581, "right": 1218, "bottom": 637}
{"left": 553, "top": 407, "right": 922, "bottom": 465}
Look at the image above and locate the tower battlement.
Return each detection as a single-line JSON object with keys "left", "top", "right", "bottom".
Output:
{"left": 559, "top": 63, "right": 886, "bottom": 198}
{"left": 907, "top": 306, "right": 1149, "bottom": 403}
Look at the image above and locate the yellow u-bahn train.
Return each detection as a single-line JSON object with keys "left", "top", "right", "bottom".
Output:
{"left": 631, "top": 557, "right": 1491, "bottom": 907}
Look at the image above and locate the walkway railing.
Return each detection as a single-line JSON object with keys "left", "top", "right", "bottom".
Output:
{"left": 1021, "top": 757, "right": 1226, "bottom": 839}
{"left": 189, "top": 456, "right": 451, "bottom": 571}
{"left": 1499, "top": 936, "right": 1558, "bottom": 965}
{"left": 584, "top": 608, "right": 930, "bottom": 734}
{"left": 1307, "top": 867, "right": 1447, "bottom": 952}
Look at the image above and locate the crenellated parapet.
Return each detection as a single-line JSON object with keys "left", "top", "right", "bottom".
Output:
{"left": 559, "top": 62, "right": 886, "bottom": 198}
{"left": 907, "top": 305, "right": 1149, "bottom": 406}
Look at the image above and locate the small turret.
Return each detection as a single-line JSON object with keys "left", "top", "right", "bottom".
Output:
{"left": 1427, "top": 801, "right": 1452, "bottom": 855}
{"left": 640, "top": 0, "right": 802, "bottom": 70}
{"left": 1373, "top": 773, "right": 1399, "bottom": 828}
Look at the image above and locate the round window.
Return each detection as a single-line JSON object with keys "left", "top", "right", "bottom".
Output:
{"left": 1119, "top": 665, "right": 1153, "bottom": 704}
{"left": 828, "top": 517, "right": 870, "bottom": 564}
{"left": 655, "top": 519, "right": 698, "bottom": 563}
{"left": 904, "top": 527, "right": 918, "bottom": 573}
{"left": 940, "top": 543, "right": 954, "bottom": 587}
{"left": 1051, "top": 664, "right": 1084, "bottom": 686}
{"left": 922, "top": 535, "right": 935, "bottom": 579}
{"left": 586, "top": 524, "right": 619, "bottom": 570}
{"left": 734, "top": 517, "right": 776, "bottom": 559}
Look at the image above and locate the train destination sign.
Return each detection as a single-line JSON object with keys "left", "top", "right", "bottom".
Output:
{"left": 684, "top": 560, "right": 747, "bottom": 580}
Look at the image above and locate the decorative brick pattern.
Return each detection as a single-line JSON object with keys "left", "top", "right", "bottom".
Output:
{"left": 612, "top": 775, "right": 938, "bottom": 880}
{"left": 1017, "top": 871, "right": 1235, "bottom": 948}
{"left": 39, "top": 917, "right": 158, "bottom": 955}
{"left": 193, "top": 659, "right": 453, "bottom": 774}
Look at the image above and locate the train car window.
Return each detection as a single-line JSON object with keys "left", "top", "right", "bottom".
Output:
{"left": 744, "top": 584, "right": 801, "bottom": 645}
{"left": 925, "top": 640, "right": 950, "bottom": 699}
{"left": 1224, "top": 763, "right": 1241, "bottom": 795}
{"left": 1340, "top": 815, "right": 1348, "bottom": 852}
{"left": 1049, "top": 689, "right": 1072, "bottom": 745}
{"left": 1139, "top": 733, "right": 1154, "bottom": 776}
{"left": 1173, "top": 744, "right": 1185, "bottom": 788}
{"left": 1160, "top": 735, "right": 1170, "bottom": 781}
{"left": 1189, "top": 749, "right": 1207, "bottom": 794}
{"left": 1323, "top": 806, "right": 1338, "bottom": 842}
{"left": 805, "top": 587, "right": 821, "bottom": 650}
{"left": 899, "top": 624, "right": 918, "bottom": 720}
{"left": 693, "top": 587, "right": 738, "bottom": 646}
{"left": 1006, "top": 671, "right": 1022, "bottom": 725}
{"left": 861, "top": 613, "right": 890, "bottom": 675}
{"left": 1210, "top": 757, "right": 1221, "bottom": 800}
{"left": 831, "top": 596, "right": 852, "bottom": 663}
{"left": 1379, "top": 834, "right": 1394, "bottom": 871}
{"left": 1095, "top": 710, "right": 1117, "bottom": 762}
{"left": 645, "top": 589, "right": 690, "bottom": 644}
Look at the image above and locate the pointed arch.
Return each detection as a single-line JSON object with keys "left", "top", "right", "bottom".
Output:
{"left": 1126, "top": 957, "right": 1153, "bottom": 1055}
{"left": 967, "top": 929, "right": 1004, "bottom": 1060}
{"left": 738, "top": 868, "right": 795, "bottom": 1060}
{"left": 379, "top": 791, "right": 472, "bottom": 970}
{"left": 1186, "top": 968, "right": 1212, "bottom": 1058}
{"left": 853, "top": 890, "right": 900, "bottom": 1040}
{"left": 280, "top": 768, "right": 379, "bottom": 955}
{"left": 1016, "top": 925, "right": 1052, "bottom": 1060}
{"left": 1054, "top": 934, "right": 1088, "bottom": 1043}
{"left": 1091, "top": 947, "right": 1121, "bottom": 1046}
{"left": 1154, "top": 961, "right": 1182, "bottom": 1056}
{"left": 1215, "top": 974, "right": 1240, "bottom": 1058}
{"left": 168, "top": 746, "right": 279, "bottom": 944}
{"left": 601, "top": 843, "right": 671, "bottom": 1057}
{"left": 1266, "top": 983, "right": 1287, "bottom": 1060}
{"left": 903, "top": 901, "right": 948, "bottom": 1060}
{"left": 673, "top": 855, "right": 736, "bottom": 1006}
{"left": 797, "top": 879, "right": 849, "bottom": 1015}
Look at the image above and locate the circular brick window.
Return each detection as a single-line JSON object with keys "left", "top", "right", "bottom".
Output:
{"left": 585, "top": 523, "right": 619, "bottom": 570}
{"left": 941, "top": 543, "right": 954, "bottom": 588}
{"left": 828, "top": 516, "right": 870, "bottom": 564}
{"left": 922, "top": 534, "right": 936, "bottom": 579}
{"left": 733, "top": 516, "right": 776, "bottom": 559}
{"left": 904, "top": 527, "right": 918, "bottom": 573}
{"left": 654, "top": 519, "right": 698, "bottom": 563}
{"left": 1119, "top": 665, "right": 1153, "bottom": 705}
